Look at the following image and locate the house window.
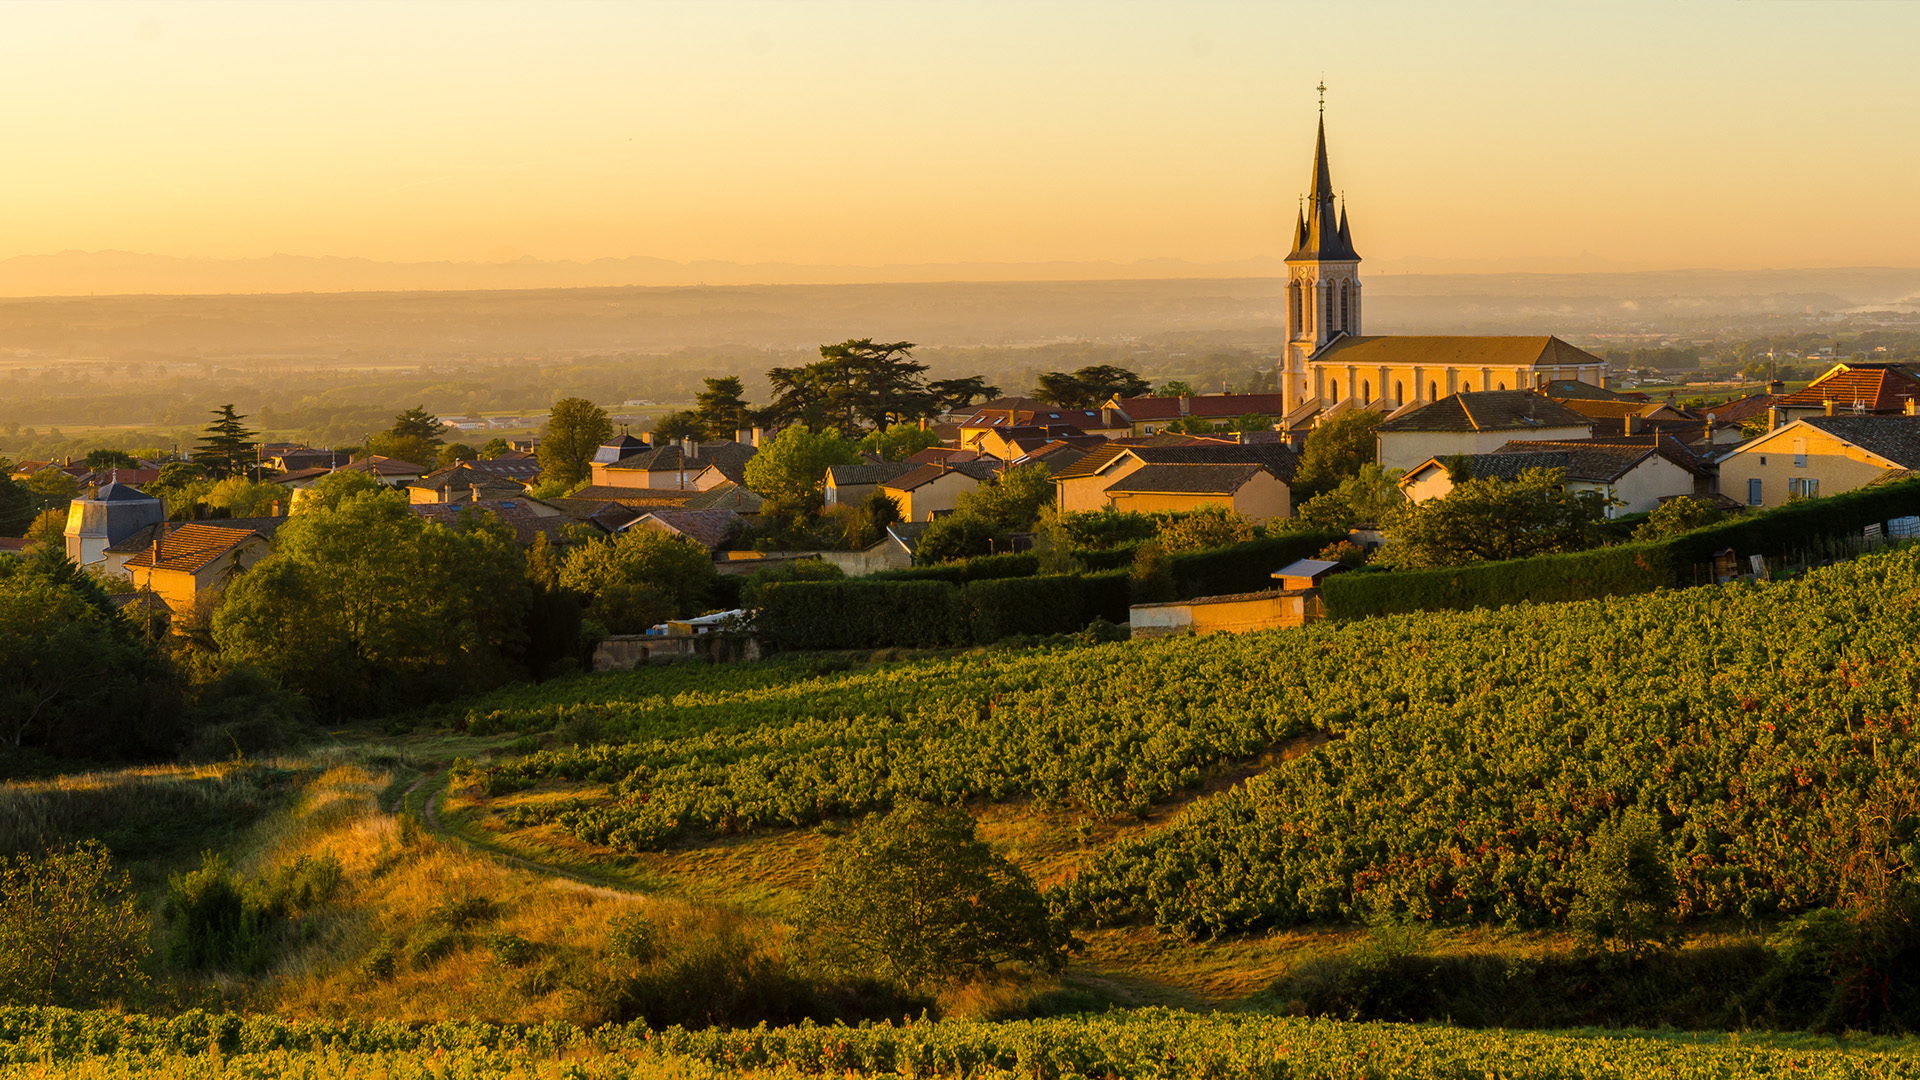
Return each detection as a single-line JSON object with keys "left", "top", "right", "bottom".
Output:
{"left": 1790, "top": 478, "right": 1820, "bottom": 499}
{"left": 1792, "top": 438, "right": 1808, "bottom": 468}
{"left": 1747, "top": 478, "right": 1763, "bottom": 506}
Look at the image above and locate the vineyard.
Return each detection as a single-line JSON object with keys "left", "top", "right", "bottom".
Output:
{"left": 460, "top": 545, "right": 1920, "bottom": 934}
{"left": 3, "top": 1005, "right": 1919, "bottom": 1079}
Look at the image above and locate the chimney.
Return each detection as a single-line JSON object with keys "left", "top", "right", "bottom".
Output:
{"left": 918, "top": 417, "right": 928, "bottom": 432}
{"left": 735, "top": 427, "right": 751, "bottom": 444}
{"left": 1769, "top": 405, "right": 1784, "bottom": 431}
{"left": 271, "top": 501, "right": 281, "bottom": 517}
{"left": 1235, "top": 430, "right": 1246, "bottom": 445}
{"left": 1625, "top": 414, "right": 1641, "bottom": 435}
{"left": 638, "top": 431, "right": 654, "bottom": 446}
{"left": 471, "top": 483, "right": 482, "bottom": 504}
{"left": 1824, "top": 399, "right": 1837, "bottom": 417}
{"left": 1906, "top": 397, "right": 1918, "bottom": 417}
{"left": 682, "top": 436, "right": 695, "bottom": 458}
{"left": 751, "top": 426, "right": 764, "bottom": 447}
{"left": 1178, "top": 395, "right": 1191, "bottom": 416}
{"left": 1768, "top": 379, "right": 1786, "bottom": 396}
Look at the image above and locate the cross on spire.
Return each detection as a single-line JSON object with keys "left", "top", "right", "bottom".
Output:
{"left": 1317, "top": 79, "right": 1326, "bottom": 115}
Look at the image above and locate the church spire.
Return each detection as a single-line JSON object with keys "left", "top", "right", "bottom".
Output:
{"left": 1286, "top": 85, "right": 1359, "bottom": 262}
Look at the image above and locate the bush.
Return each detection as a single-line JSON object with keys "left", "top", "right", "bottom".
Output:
{"left": 1166, "top": 530, "right": 1347, "bottom": 597}
{"left": 0, "top": 842, "right": 149, "bottom": 1007}
{"left": 607, "top": 910, "right": 657, "bottom": 962}
{"left": 1128, "top": 543, "right": 1175, "bottom": 604}
{"left": 1568, "top": 811, "right": 1675, "bottom": 960}
{"left": 914, "top": 514, "right": 1001, "bottom": 565}
{"left": 558, "top": 529, "right": 718, "bottom": 633}
{"left": 798, "top": 802, "right": 1070, "bottom": 991}
{"left": 1156, "top": 505, "right": 1255, "bottom": 554}
{"left": 165, "top": 852, "right": 272, "bottom": 973}
{"left": 1322, "top": 543, "right": 1676, "bottom": 620}
{"left": 756, "top": 580, "right": 966, "bottom": 650}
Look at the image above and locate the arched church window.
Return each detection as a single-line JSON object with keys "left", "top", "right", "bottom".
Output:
{"left": 1462, "top": 383, "right": 1472, "bottom": 393}
{"left": 1498, "top": 382, "right": 1506, "bottom": 391}
{"left": 1429, "top": 381, "right": 1438, "bottom": 401}
{"left": 1288, "top": 283, "right": 1301, "bottom": 333}
{"left": 1361, "top": 380, "right": 1370, "bottom": 404}
{"left": 1339, "top": 281, "right": 1350, "bottom": 331}
{"left": 1395, "top": 381, "right": 1404, "bottom": 405}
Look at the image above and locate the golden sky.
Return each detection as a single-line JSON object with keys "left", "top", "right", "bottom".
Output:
{"left": 1, "top": 0, "right": 1915, "bottom": 275}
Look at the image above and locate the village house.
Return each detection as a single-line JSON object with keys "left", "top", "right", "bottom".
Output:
{"left": 1051, "top": 443, "right": 1300, "bottom": 515}
{"left": 1105, "top": 392, "right": 1289, "bottom": 435}
{"left": 957, "top": 398, "right": 1131, "bottom": 447}
{"left": 121, "top": 522, "right": 272, "bottom": 614}
{"left": 1718, "top": 412, "right": 1920, "bottom": 509}
{"left": 1399, "top": 435, "right": 1710, "bottom": 516}
{"left": 1766, "top": 363, "right": 1920, "bottom": 425}
{"left": 1372, "top": 390, "right": 1593, "bottom": 473}
{"left": 590, "top": 439, "right": 756, "bottom": 491}
{"left": 337, "top": 455, "right": 427, "bottom": 486}
{"left": 63, "top": 480, "right": 167, "bottom": 567}
{"left": 877, "top": 461, "right": 998, "bottom": 522}
{"left": 1102, "top": 462, "right": 1291, "bottom": 520}
{"left": 619, "top": 508, "right": 745, "bottom": 553}
{"left": 823, "top": 461, "right": 914, "bottom": 506}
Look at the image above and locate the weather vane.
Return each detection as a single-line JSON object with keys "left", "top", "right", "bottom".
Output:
{"left": 1317, "top": 79, "right": 1326, "bottom": 114}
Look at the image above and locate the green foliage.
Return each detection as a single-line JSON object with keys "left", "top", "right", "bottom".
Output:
{"left": 1052, "top": 508, "right": 1159, "bottom": 550}
{"left": 739, "top": 558, "right": 844, "bottom": 608}
{"left": 0, "top": 560, "right": 173, "bottom": 755}
{"left": 650, "top": 410, "right": 703, "bottom": 442}
{"left": 855, "top": 425, "right": 943, "bottom": 462}
{"left": 203, "top": 476, "right": 283, "bottom": 518}
{"left": 214, "top": 484, "right": 531, "bottom": 713}
{"left": 692, "top": 376, "right": 753, "bottom": 441}
{"left": 82, "top": 449, "right": 138, "bottom": 471}
{"left": 763, "top": 339, "right": 934, "bottom": 434}
{"left": 165, "top": 850, "right": 343, "bottom": 974}
{"left": 1032, "top": 364, "right": 1149, "bottom": 408}
{"left": 437, "top": 442, "right": 479, "bottom": 467}
{"left": 799, "top": 802, "right": 1070, "bottom": 989}
{"left": 1154, "top": 505, "right": 1254, "bottom": 554}
{"left": 0, "top": 473, "right": 31, "bottom": 537}
{"left": 537, "top": 397, "right": 613, "bottom": 488}
{"left": 1322, "top": 543, "right": 1676, "bottom": 621}
{"left": 1633, "top": 496, "right": 1725, "bottom": 542}
{"left": 192, "top": 404, "right": 258, "bottom": 478}
{"left": 1293, "top": 409, "right": 1384, "bottom": 498}
{"left": 479, "top": 437, "right": 511, "bottom": 460}
{"left": 742, "top": 424, "right": 860, "bottom": 506}
{"left": 557, "top": 528, "right": 719, "bottom": 633}
{"left": 1373, "top": 467, "right": 1613, "bottom": 570}
{"left": 755, "top": 580, "right": 965, "bottom": 650}
{"left": 606, "top": 910, "right": 657, "bottom": 963}
{"left": 0, "top": 842, "right": 148, "bottom": 1007}
{"left": 1128, "top": 542, "right": 1175, "bottom": 603}
{"left": 1159, "top": 380, "right": 1196, "bottom": 397}
{"left": 1164, "top": 530, "right": 1349, "bottom": 596}
{"left": 1297, "top": 464, "right": 1406, "bottom": 530}
{"left": 1062, "top": 547, "right": 1920, "bottom": 936}
{"left": 913, "top": 513, "right": 1000, "bottom": 565}
{"left": 22, "top": 509, "right": 62, "bottom": 546}
{"left": 1569, "top": 812, "right": 1676, "bottom": 959}
{"left": 953, "top": 463, "right": 1054, "bottom": 532}
{"left": 293, "top": 469, "right": 382, "bottom": 513}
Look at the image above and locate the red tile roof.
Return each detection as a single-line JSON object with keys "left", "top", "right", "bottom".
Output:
{"left": 1112, "top": 393, "right": 1289, "bottom": 422}
{"left": 121, "top": 523, "right": 265, "bottom": 574}
{"left": 1775, "top": 365, "right": 1920, "bottom": 412}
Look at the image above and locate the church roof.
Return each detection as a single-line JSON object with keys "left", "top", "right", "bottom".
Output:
{"left": 1286, "top": 113, "right": 1360, "bottom": 263}
{"left": 1312, "top": 335, "right": 1606, "bottom": 373}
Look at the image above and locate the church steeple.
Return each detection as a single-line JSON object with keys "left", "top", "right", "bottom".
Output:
{"left": 1281, "top": 83, "right": 1363, "bottom": 420}
{"left": 1287, "top": 93, "right": 1359, "bottom": 262}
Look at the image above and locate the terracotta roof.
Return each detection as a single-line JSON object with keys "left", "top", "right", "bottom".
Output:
{"left": 1052, "top": 443, "right": 1130, "bottom": 480}
{"left": 906, "top": 447, "right": 997, "bottom": 466}
{"left": 961, "top": 398, "right": 1112, "bottom": 430}
{"left": 1008, "top": 441, "right": 1093, "bottom": 475}
{"left": 564, "top": 486, "right": 704, "bottom": 507}
{"left": 340, "top": 456, "right": 425, "bottom": 477}
{"left": 0, "top": 537, "right": 32, "bottom": 556}
{"left": 828, "top": 462, "right": 916, "bottom": 487}
{"left": 883, "top": 461, "right": 998, "bottom": 491}
{"left": 409, "top": 499, "right": 576, "bottom": 546}
{"left": 1494, "top": 437, "right": 1708, "bottom": 482}
{"left": 623, "top": 508, "right": 744, "bottom": 550}
{"left": 1705, "top": 393, "right": 1776, "bottom": 425}
{"left": 1374, "top": 390, "right": 1593, "bottom": 434}
{"left": 684, "top": 481, "right": 766, "bottom": 513}
{"left": 1416, "top": 451, "right": 1570, "bottom": 484}
{"left": 1313, "top": 335, "right": 1606, "bottom": 373}
{"left": 1775, "top": 364, "right": 1920, "bottom": 412}
{"left": 122, "top": 522, "right": 265, "bottom": 574}
{"left": 1551, "top": 398, "right": 1681, "bottom": 421}
{"left": 605, "top": 441, "right": 756, "bottom": 473}
{"left": 1797, "top": 415, "right": 1920, "bottom": 469}
{"left": 1104, "top": 463, "right": 1268, "bottom": 495}
{"left": 1126, "top": 444, "right": 1302, "bottom": 483}
{"left": 1112, "top": 393, "right": 1288, "bottom": 422}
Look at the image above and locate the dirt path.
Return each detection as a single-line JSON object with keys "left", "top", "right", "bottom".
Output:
{"left": 401, "top": 770, "right": 645, "bottom": 899}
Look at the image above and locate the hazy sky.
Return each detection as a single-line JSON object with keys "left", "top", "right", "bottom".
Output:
{"left": 1, "top": 0, "right": 1915, "bottom": 274}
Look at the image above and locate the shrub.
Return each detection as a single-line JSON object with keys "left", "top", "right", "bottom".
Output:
{"left": 914, "top": 514, "right": 1001, "bottom": 565}
{"left": 798, "top": 802, "right": 1070, "bottom": 990}
{"left": 1128, "top": 543, "right": 1176, "bottom": 604}
{"left": 558, "top": 529, "right": 718, "bottom": 633}
{"left": 1569, "top": 811, "right": 1675, "bottom": 960}
{"left": 1156, "top": 505, "right": 1255, "bottom": 555}
{"left": 607, "top": 910, "right": 657, "bottom": 962}
{"left": 164, "top": 851, "right": 273, "bottom": 972}
{"left": 0, "top": 841, "right": 149, "bottom": 1007}
{"left": 756, "top": 580, "right": 966, "bottom": 650}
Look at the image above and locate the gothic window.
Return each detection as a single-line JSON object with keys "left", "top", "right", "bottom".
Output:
{"left": 1395, "top": 381, "right": 1404, "bottom": 405}
{"left": 1288, "top": 282, "right": 1301, "bottom": 334}
{"left": 1362, "top": 380, "right": 1371, "bottom": 404}
{"left": 1339, "top": 281, "right": 1350, "bottom": 331}
{"left": 1324, "top": 287, "right": 1335, "bottom": 333}
{"left": 1429, "top": 381, "right": 1438, "bottom": 401}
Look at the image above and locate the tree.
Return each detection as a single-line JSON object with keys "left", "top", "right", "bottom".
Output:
{"left": 1632, "top": 496, "right": 1723, "bottom": 541}
{"left": 1569, "top": 811, "right": 1675, "bottom": 960}
{"left": 193, "top": 404, "right": 259, "bottom": 478}
{"left": 953, "top": 463, "right": 1054, "bottom": 531}
{"left": 204, "top": 476, "right": 284, "bottom": 519}
{"left": 436, "top": 443, "right": 479, "bottom": 468}
{"left": 650, "top": 410, "right": 704, "bottom": 443}
{"left": 1159, "top": 380, "right": 1196, "bottom": 398}
{"left": 23, "top": 509, "right": 64, "bottom": 546}
{"left": 1293, "top": 409, "right": 1385, "bottom": 499}
{"left": 763, "top": 339, "right": 937, "bottom": 433}
{"left": 1032, "top": 365, "right": 1151, "bottom": 408}
{"left": 741, "top": 425, "right": 859, "bottom": 505}
{"left": 389, "top": 405, "right": 447, "bottom": 445}
{"left": 0, "top": 473, "right": 30, "bottom": 537}
{"left": 693, "top": 376, "right": 753, "bottom": 440}
{"left": 214, "top": 485, "right": 530, "bottom": 713}
{"left": 292, "top": 469, "right": 382, "bottom": 514}
{"left": 0, "top": 842, "right": 150, "bottom": 1007}
{"left": 913, "top": 513, "right": 1000, "bottom": 564}
{"left": 0, "top": 558, "right": 165, "bottom": 753}
{"left": 479, "top": 437, "right": 511, "bottom": 460}
{"left": 797, "top": 802, "right": 1070, "bottom": 990}
{"left": 83, "top": 449, "right": 138, "bottom": 471}
{"left": 855, "top": 425, "right": 943, "bottom": 462}
{"left": 1373, "top": 467, "right": 1613, "bottom": 570}
{"left": 926, "top": 375, "right": 1000, "bottom": 413}
{"left": 23, "top": 468, "right": 79, "bottom": 515}
{"left": 556, "top": 529, "right": 718, "bottom": 633}
{"left": 1296, "top": 464, "right": 1406, "bottom": 530}
{"left": 537, "top": 398, "right": 613, "bottom": 488}
{"left": 1156, "top": 505, "right": 1255, "bottom": 554}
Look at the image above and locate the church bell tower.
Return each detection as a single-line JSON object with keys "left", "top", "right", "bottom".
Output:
{"left": 1281, "top": 84, "right": 1361, "bottom": 419}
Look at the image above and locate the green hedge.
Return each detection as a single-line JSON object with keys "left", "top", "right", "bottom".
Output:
{"left": 870, "top": 551, "right": 1039, "bottom": 584}
{"left": 965, "top": 571, "right": 1130, "bottom": 642}
{"left": 1322, "top": 479, "right": 1920, "bottom": 621}
{"left": 754, "top": 580, "right": 966, "bottom": 649}
{"left": 1167, "top": 530, "right": 1347, "bottom": 598}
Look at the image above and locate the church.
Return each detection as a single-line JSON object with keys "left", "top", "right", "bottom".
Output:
{"left": 1277, "top": 98, "right": 1608, "bottom": 426}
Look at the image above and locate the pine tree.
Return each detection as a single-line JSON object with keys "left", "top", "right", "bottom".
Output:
{"left": 192, "top": 405, "right": 258, "bottom": 478}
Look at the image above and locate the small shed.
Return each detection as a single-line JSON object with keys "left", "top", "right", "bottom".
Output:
{"left": 1273, "top": 558, "right": 1348, "bottom": 592}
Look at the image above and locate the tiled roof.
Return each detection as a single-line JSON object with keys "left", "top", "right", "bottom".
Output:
{"left": 827, "top": 462, "right": 915, "bottom": 487}
{"left": 906, "top": 447, "right": 997, "bottom": 466}
{"left": 684, "top": 481, "right": 766, "bottom": 513}
{"left": 121, "top": 522, "right": 265, "bottom": 574}
{"left": 1112, "top": 393, "right": 1289, "bottom": 422}
{"left": 409, "top": 499, "right": 577, "bottom": 546}
{"left": 1551, "top": 398, "right": 1679, "bottom": 421}
{"left": 340, "top": 456, "right": 426, "bottom": 477}
{"left": 457, "top": 458, "right": 543, "bottom": 481}
{"left": 961, "top": 398, "right": 1112, "bottom": 430}
{"left": 606, "top": 441, "right": 757, "bottom": 473}
{"left": 1705, "top": 393, "right": 1776, "bottom": 425}
{"left": 1798, "top": 415, "right": 1920, "bottom": 469}
{"left": 1313, "top": 335, "right": 1606, "bottom": 372}
{"left": 1104, "top": 463, "right": 1267, "bottom": 495}
{"left": 1008, "top": 441, "right": 1093, "bottom": 475}
{"left": 1374, "top": 390, "right": 1593, "bottom": 434}
{"left": 269, "top": 467, "right": 335, "bottom": 486}
{"left": 1544, "top": 380, "right": 1627, "bottom": 402}
{"left": 624, "top": 508, "right": 744, "bottom": 550}
{"left": 886, "top": 521, "right": 929, "bottom": 555}
{"left": 1435, "top": 451, "right": 1570, "bottom": 482}
{"left": 1051, "top": 443, "right": 1130, "bottom": 480}
{"left": 1126, "top": 443, "right": 1302, "bottom": 483}
{"left": 1488, "top": 436, "right": 1710, "bottom": 483}
{"left": 695, "top": 460, "right": 750, "bottom": 485}
{"left": 1776, "top": 364, "right": 1920, "bottom": 412}
{"left": 564, "top": 486, "right": 704, "bottom": 507}
{"left": 883, "top": 461, "right": 998, "bottom": 491}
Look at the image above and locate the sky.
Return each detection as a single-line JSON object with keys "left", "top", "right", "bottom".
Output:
{"left": 0, "top": 0, "right": 1916, "bottom": 278}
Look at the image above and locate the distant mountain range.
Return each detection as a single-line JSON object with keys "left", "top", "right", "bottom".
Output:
{"left": 3, "top": 250, "right": 1919, "bottom": 308}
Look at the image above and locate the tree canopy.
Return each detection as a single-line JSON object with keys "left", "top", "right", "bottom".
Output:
{"left": 366, "top": 406, "right": 447, "bottom": 467}
{"left": 1373, "top": 467, "right": 1613, "bottom": 570}
{"left": 692, "top": 376, "right": 753, "bottom": 440}
{"left": 192, "top": 405, "right": 259, "bottom": 478}
{"left": 741, "top": 425, "right": 859, "bottom": 506}
{"left": 557, "top": 528, "right": 718, "bottom": 633}
{"left": 1032, "top": 365, "right": 1150, "bottom": 408}
{"left": 1293, "top": 409, "right": 1385, "bottom": 499}
{"left": 537, "top": 398, "right": 613, "bottom": 488}
{"left": 952, "top": 462, "right": 1054, "bottom": 532}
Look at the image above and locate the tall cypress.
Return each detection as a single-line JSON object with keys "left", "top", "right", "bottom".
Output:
{"left": 193, "top": 404, "right": 259, "bottom": 478}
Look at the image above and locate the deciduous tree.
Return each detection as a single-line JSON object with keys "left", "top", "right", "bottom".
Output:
{"left": 1293, "top": 409, "right": 1385, "bottom": 499}
{"left": 0, "top": 842, "right": 150, "bottom": 1007}
{"left": 741, "top": 425, "right": 859, "bottom": 505}
{"left": 557, "top": 528, "right": 718, "bottom": 633}
{"left": 537, "top": 398, "right": 613, "bottom": 488}
{"left": 1373, "top": 467, "right": 1613, "bottom": 570}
